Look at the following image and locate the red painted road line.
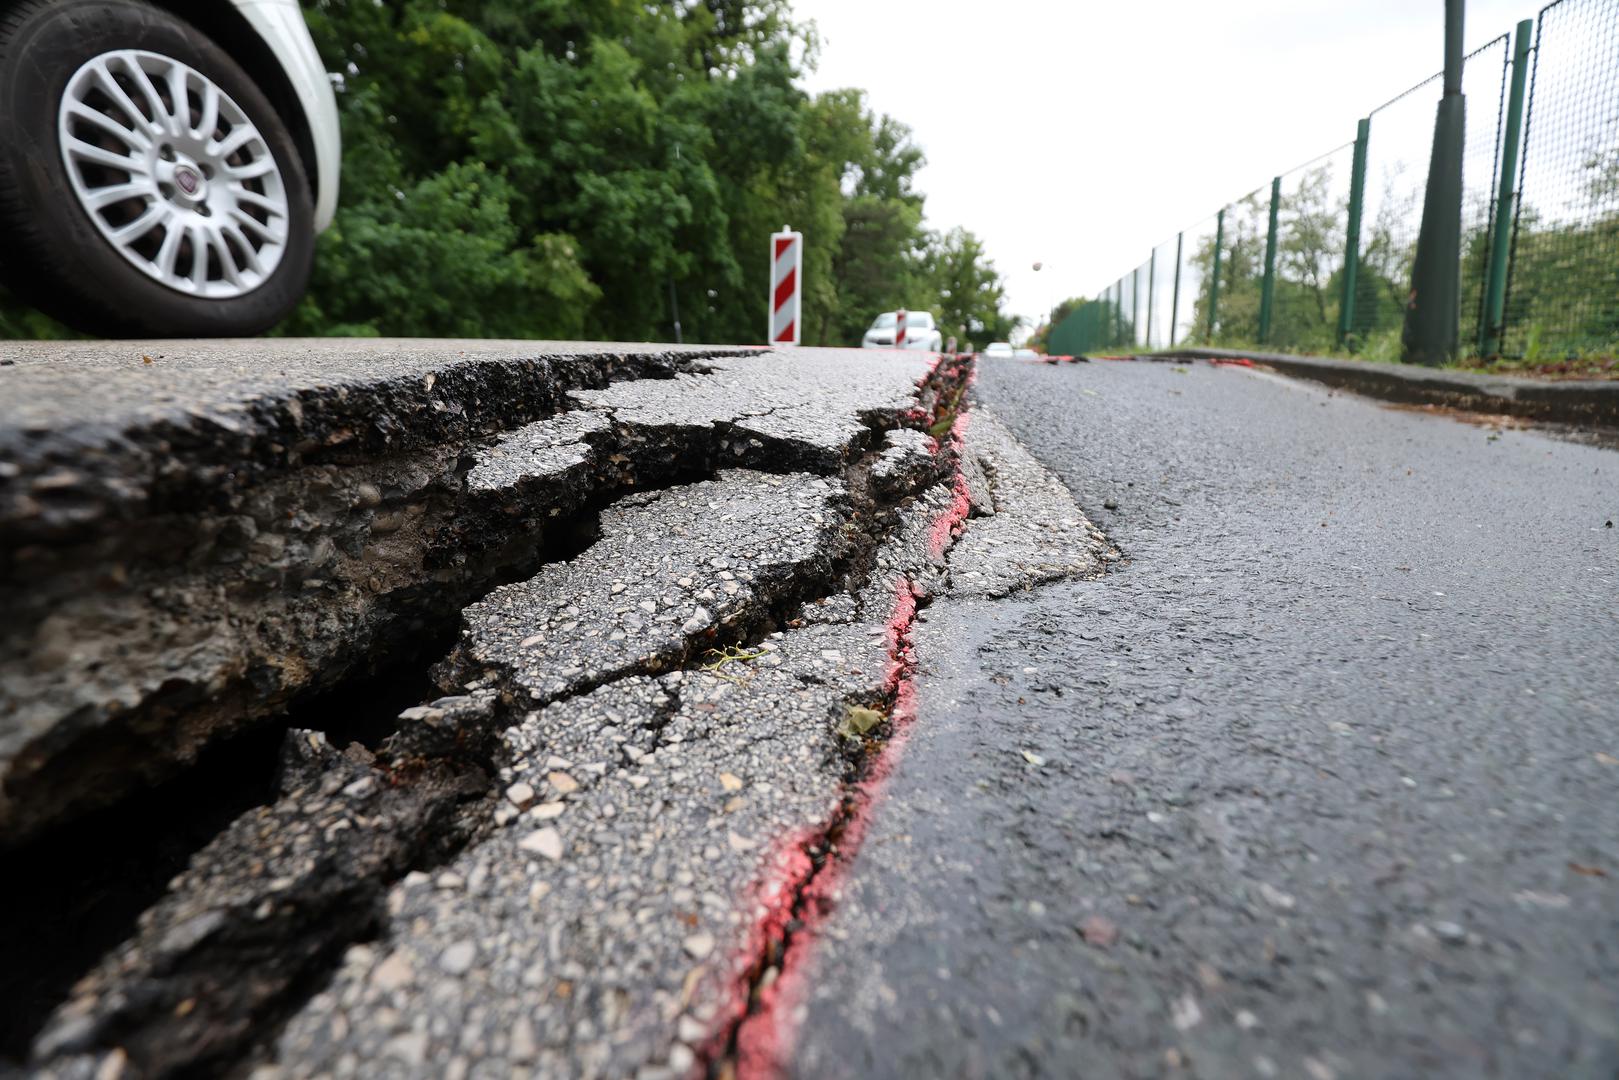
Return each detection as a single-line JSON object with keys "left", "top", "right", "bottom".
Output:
{"left": 701, "top": 358, "right": 976, "bottom": 1079}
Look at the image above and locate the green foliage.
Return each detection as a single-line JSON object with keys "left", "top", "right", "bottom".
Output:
{"left": 0, "top": 303, "right": 77, "bottom": 341}
{"left": 925, "top": 228, "right": 1015, "bottom": 350}
{"left": 1497, "top": 204, "right": 1619, "bottom": 359}
{"left": 1, "top": 0, "right": 1010, "bottom": 345}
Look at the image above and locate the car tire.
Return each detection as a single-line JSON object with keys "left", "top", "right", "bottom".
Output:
{"left": 0, "top": 0, "right": 314, "bottom": 337}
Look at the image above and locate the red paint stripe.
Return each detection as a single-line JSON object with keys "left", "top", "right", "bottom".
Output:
{"left": 773, "top": 319, "right": 795, "bottom": 343}
{"left": 773, "top": 268, "right": 796, "bottom": 313}
{"left": 775, "top": 236, "right": 793, "bottom": 261}
{"left": 712, "top": 365, "right": 976, "bottom": 1077}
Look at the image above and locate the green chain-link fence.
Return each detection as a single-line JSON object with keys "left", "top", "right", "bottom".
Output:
{"left": 1501, "top": 0, "right": 1619, "bottom": 358}
{"left": 1050, "top": 0, "right": 1617, "bottom": 364}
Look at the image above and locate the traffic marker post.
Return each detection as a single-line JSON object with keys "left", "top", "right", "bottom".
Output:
{"left": 895, "top": 308, "right": 907, "bottom": 349}
{"left": 769, "top": 225, "right": 803, "bottom": 345}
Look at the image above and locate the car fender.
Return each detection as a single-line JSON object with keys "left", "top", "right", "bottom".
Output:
{"left": 229, "top": 0, "right": 339, "bottom": 232}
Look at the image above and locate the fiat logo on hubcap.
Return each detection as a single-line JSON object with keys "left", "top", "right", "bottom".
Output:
{"left": 175, "top": 167, "right": 199, "bottom": 195}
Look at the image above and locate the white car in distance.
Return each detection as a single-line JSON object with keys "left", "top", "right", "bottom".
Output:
{"left": 0, "top": 0, "right": 340, "bottom": 336}
{"left": 861, "top": 310, "right": 944, "bottom": 351}
{"left": 982, "top": 342, "right": 1015, "bottom": 359}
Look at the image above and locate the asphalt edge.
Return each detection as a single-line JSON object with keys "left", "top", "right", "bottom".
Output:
{"left": 1113, "top": 347, "right": 1619, "bottom": 430}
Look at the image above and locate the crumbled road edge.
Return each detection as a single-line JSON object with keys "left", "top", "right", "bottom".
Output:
{"left": 18, "top": 364, "right": 1113, "bottom": 1080}
{"left": 0, "top": 344, "right": 955, "bottom": 844}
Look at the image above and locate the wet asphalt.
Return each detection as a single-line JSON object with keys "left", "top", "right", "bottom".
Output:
{"left": 788, "top": 359, "right": 1619, "bottom": 1079}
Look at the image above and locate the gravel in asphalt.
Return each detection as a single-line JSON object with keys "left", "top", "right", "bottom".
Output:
{"left": 788, "top": 359, "right": 1619, "bottom": 1079}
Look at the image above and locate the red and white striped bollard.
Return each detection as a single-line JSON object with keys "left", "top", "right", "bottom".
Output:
{"left": 769, "top": 225, "right": 802, "bottom": 345}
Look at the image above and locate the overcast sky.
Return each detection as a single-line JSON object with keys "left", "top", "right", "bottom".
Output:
{"left": 792, "top": 0, "right": 1535, "bottom": 331}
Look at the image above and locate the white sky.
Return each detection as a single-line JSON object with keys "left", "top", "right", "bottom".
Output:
{"left": 792, "top": 0, "right": 1534, "bottom": 330}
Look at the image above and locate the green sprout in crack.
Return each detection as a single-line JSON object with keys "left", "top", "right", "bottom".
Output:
{"left": 700, "top": 645, "right": 770, "bottom": 685}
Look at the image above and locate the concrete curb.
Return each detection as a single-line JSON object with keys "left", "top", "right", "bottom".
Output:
{"left": 1135, "top": 347, "right": 1619, "bottom": 430}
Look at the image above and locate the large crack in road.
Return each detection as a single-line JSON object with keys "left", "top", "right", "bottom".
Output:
{"left": 11, "top": 345, "right": 1607, "bottom": 1079}
{"left": 2, "top": 343, "right": 971, "bottom": 846}
{"left": 2, "top": 343, "right": 1119, "bottom": 1079}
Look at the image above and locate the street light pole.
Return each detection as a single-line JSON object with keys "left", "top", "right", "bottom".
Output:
{"left": 1402, "top": 0, "right": 1467, "bottom": 365}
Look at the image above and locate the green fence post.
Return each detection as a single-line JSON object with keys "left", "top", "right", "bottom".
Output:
{"left": 1338, "top": 117, "right": 1371, "bottom": 348}
{"left": 1170, "top": 232, "right": 1183, "bottom": 347}
{"left": 1402, "top": 0, "right": 1467, "bottom": 365}
{"left": 1146, "top": 250, "right": 1157, "bottom": 347}
{"left": 1208, "top": 208, "right": 1225, "bottom": 341}
{"left": 1480, "top": 18, "right": 1533, "bottom": 357}
{"left": 1132, "top": 266, "right": 1141, "bottom": 347}
{"left": 1258, "top": 176, "right": 1281, "bottom": 344}
{"left": 1113, "top": 280, "right": 1123, "bottom": 347}
{"left": 1121, "top": 277, "right": 1128, "bottom": 345}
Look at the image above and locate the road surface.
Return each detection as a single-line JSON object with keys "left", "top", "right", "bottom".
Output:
{"left": 789, "top": 358, "right": 1619, "bottom": 1078}
{"left": 6, "top": 344, "right": 1616, "bottom": 1079}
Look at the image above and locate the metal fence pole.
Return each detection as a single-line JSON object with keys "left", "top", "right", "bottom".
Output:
{"left": 1146, "top": 249, "right": 1157, "bottom": 347}
{"left": 1121, "top": 274, "right": 1128, "bottom": 347}
{"left": 1170, "top": 232, "right": 1183, "bottom": 347}
{"left": 1132, "top": 266, "right": 1141, "bottom": 346}
{"left": 1259, "top": 176, "right": 1281, "bottom": 343}
{"left": 1402, "top": 0, "right": 1467, "bottom": 365}
{"left": 1480, "top": 18, "right": 1533, "bottom": 357}
{"left": 1338, "top": 117, "right": 1371, "bottom": 348}
{"left": 1114, "top": 280, "right": 1123, "bottom": 346}
{"left": 1208, "top": 208, "right": 1225, "bottom": 341}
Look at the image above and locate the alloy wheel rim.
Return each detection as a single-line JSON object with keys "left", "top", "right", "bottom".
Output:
{"left": 56, "top": 49, "right": 291, "bottom": 299}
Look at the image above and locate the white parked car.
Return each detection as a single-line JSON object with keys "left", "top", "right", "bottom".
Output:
{"left": 0, "top": 0, "right": 340, "bottom": 336}
{"left": 861, "top": 310, "right": 944, "bottom": 351}
{"left": 982, "top": 341, "right": 1015, "bottom": 358}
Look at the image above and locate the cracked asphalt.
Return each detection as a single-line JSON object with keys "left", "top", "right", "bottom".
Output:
{"left": 15, "top": 342, "right": 1110, "bottom": 1079}
{"left": 789, "top": 358, "right": 1619, "bottom": 1079}
{"left": 8, "top": 342, "right": 1618, "bottom": 1080}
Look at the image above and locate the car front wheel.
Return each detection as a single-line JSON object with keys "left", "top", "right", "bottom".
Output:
{"left": 0, "top": 0, "right": 314, "bottom": 337}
